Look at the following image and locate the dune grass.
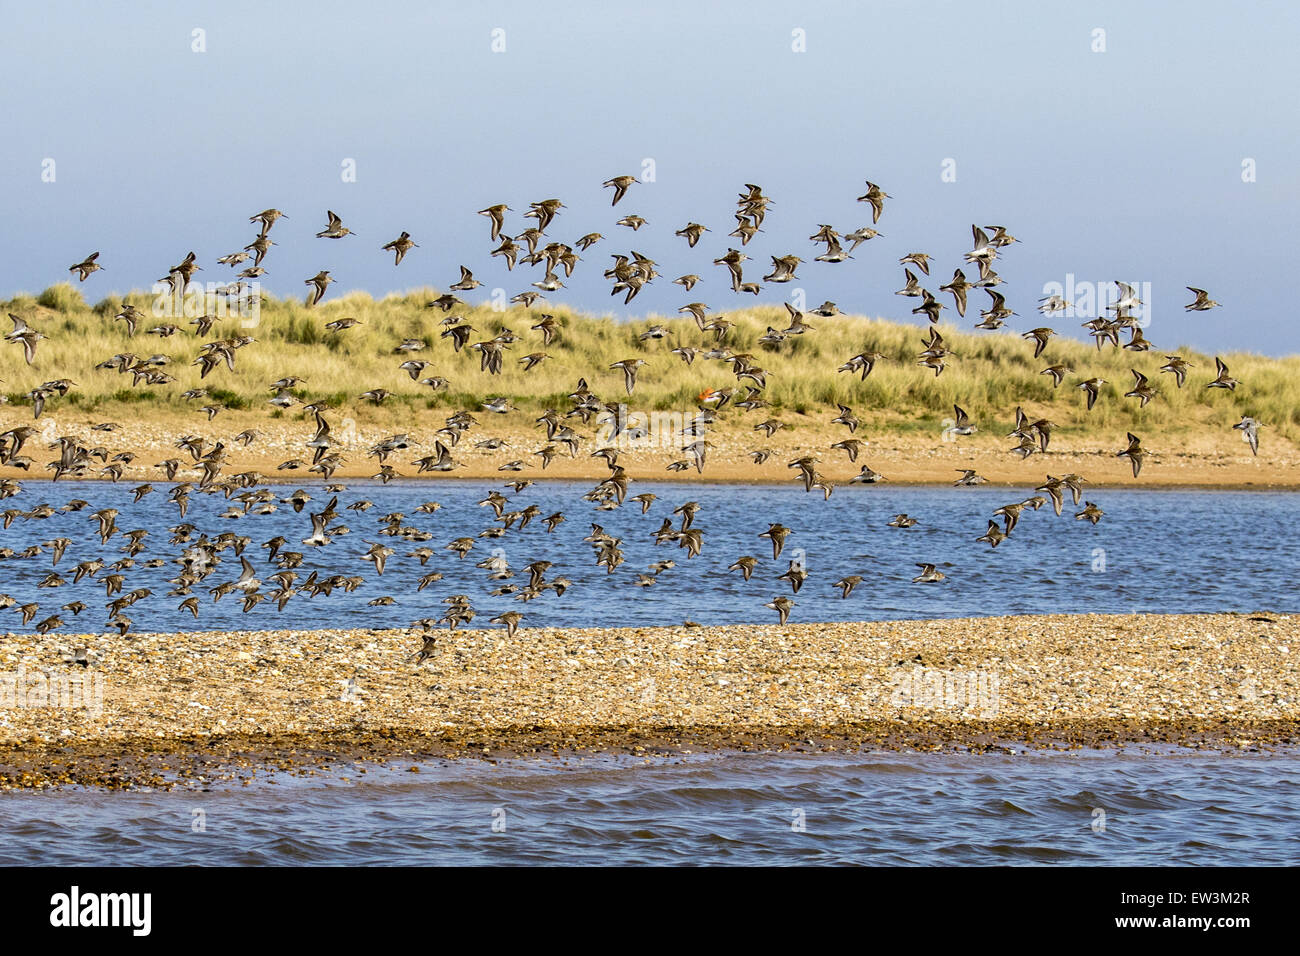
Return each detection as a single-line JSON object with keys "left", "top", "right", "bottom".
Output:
{"left": 2, "top": 283, "right": 1297, "bottom": 440}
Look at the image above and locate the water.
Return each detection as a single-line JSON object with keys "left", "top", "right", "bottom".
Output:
{"left": 4, "top": 481, "right": 1297, "bottom": 865}
{"left": 1, "top": 749, "right": 1296, "bottom": 865}
{"left": 0, "top": 481, "right": 1296, "bottom": 633}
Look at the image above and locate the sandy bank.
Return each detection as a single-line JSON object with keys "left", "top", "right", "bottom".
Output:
{"left": 0, "top": 415, "right": 1296, "bottom": 489}
{"left": 1, "top": 612, "right": 1296, "bottom": 789}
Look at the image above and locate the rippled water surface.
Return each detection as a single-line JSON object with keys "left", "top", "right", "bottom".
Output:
{"left": 2, "top": 750, "right": 1297, "bottom": 865}
{"left": 0, "top": 481, "right": 1296, "bottom": 633}
{"left": 5, "top": 482, "right": 1296, "bottom": 865}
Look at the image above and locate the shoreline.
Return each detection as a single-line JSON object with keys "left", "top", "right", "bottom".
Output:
{"left": 3, "top": 721, "right": 1298, "bottom": 792}
{"left": 3, "top": 612, "right": 1296, "bottom": 790}
{"left": 0, "top": 420, "right": 1295, "bottom": 490}
{"left": 1, "top": 473, "right": 1298, "bottom": 492}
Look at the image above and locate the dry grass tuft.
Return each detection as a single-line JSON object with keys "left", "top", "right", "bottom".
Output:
{"left": 2, "top": 284, "right": 1296, "bottom": 439}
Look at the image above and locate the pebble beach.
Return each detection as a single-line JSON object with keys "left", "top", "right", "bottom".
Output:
{"left": 2, "top": 612, "right": 1296, "bottom": 790}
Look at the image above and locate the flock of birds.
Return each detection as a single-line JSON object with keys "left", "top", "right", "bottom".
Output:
{"left": 0, "top": 175, "right": 1261, "bottom": 647}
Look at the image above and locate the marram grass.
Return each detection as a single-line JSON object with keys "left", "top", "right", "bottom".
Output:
{"left": 2, "top": 283, "right": 1297, "bottom": 439}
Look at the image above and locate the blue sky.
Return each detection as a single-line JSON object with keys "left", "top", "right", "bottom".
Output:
{"left": 1, "top": 0, "right": 1297, "bottom": 354}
